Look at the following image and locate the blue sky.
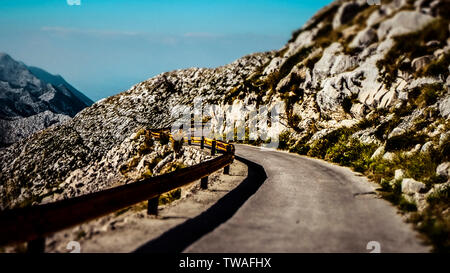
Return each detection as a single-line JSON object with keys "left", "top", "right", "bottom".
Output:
{"left": 0, "top": 0, "right": 332, "bottom": 101}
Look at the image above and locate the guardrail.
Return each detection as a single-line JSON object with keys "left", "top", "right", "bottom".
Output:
{"left": 0, "top": 130, "right": 234, "bottom": 253}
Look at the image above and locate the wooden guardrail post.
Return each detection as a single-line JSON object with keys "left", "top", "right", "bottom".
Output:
{"left": 27, "top": 237, "right": 45, "bottom": 253}
{"left": 200, "top": 136, "right": 205, "bottom": 149}
{"left": 201, "top": 176, "right": 208, "bottom": 189}
{"left": 224, "top": 144, "right": 233, "bottom": 174}
{"left": 223, "top": 165, "right": 230, "bottom": 175}
{"left": 211, "top": 140, "right": 216, "bottom": 156}
{"left": 226, "top": 144, "right": 232, "bottom": 154}
{"left": 147, "top": 195, "right": 160, "bottom": 216}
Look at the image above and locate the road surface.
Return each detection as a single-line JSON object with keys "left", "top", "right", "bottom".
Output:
{"left": 184, "top": 144, "right": 429, "bottom": 253}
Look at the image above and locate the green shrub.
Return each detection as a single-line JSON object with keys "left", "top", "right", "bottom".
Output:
{"left": 350, "top": 145, "right": 377, "bottom": 173}
{"left": 308, "top": 139, "right": 328, "bottom": 159}
{"left": 307, "top": 127, "right": 356, "bottom": 159}
{"left": 290, "top": 144, "right": 310, "bottom": 155}
{"left": 278, "top": 130, "right": 292, "bottom": 150}
{"left": 398, "top": 198, "right": 417, "bottom": 212}
{"left": 392, "top": 103, "right": 414, "bottom": 118}
{"left": 367, "top": 159, "right": 396, "bottom": 183}
{"left": 324, "top": 134, "right": 377, "bottom": 172}
{"left": 159, "top": 162, "right": 186, "bottom": 175}
{"left": 380, "top": 178, "right": 394, "bottom": 191}
{"left": 325, "top": 135, "right": 353, "bottom": 165}
{"left": 393, "top": 151, "right": 440, "bottom": 184}
{"left": 133, "top": 128, "right": 155, "bottom": 155}
{"left": 133, "top": 128, "right": 148, "bottom": 140}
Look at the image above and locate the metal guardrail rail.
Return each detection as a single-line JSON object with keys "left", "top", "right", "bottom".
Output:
{"left": 0, "top": 130, "right": 234, "bottom": 252}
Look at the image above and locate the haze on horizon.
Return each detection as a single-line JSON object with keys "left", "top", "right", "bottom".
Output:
{"left": 0, "top": 0, "right": 332, "bottom": 102}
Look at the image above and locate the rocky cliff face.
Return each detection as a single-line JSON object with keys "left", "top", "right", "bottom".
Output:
{"left": 0, "top": 0, "right": 449, "bottom": 228}
{"left": 0, "top": 53, "right": 93, "bottom": 146}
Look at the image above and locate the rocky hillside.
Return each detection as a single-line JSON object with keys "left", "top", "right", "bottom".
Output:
{"left": 0, "top": 0, "right": 449, "bottom": 250}
{"left": 0, "top": 52, "right": 272, "bottom": 210}
{"left": 0, "top": 53, "right": 93, "bottom": 146}
{"left": 37, "top": 129, "right": 212, "bottom": 207}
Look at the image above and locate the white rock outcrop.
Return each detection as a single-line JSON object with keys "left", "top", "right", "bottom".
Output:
{"left": 401, "top": 178, "right": 426, "bottom": 194}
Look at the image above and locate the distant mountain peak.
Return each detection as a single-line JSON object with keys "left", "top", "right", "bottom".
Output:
{"left": 0, "top": 53, "right": 93, "bottom": 146}
{"left": 0, "top": 52, "right": 11, "bottom": 60}
{"left": 27, "top": 65, "right": 94, "bottom": 106}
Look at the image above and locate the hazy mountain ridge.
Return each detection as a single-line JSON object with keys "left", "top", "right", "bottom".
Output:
{"left": 27, "top": 66, "right": 94, "bottom": 107}
{"left": 0, "top": 53, "right": 93, "bottom": 146}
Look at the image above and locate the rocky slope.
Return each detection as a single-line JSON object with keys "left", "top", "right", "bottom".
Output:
{"left": 0, "top": 52, "right": 272, "bottom": 210}
{"left": 0, "top": 0, "right": 449, "bottom": 250}
{"left": 37, "top": 129, "right": 213, "bottom": 207}
{"left": 0, "top": 53, "right": 93, "bottom": 146}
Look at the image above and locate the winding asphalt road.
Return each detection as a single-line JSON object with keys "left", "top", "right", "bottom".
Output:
{"left": 184, "top": 144, "right": 429, "bottom": 253}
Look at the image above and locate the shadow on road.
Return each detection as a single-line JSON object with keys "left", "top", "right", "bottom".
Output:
{"left": 134, "top": 156, "right": 267, "bottom": 253}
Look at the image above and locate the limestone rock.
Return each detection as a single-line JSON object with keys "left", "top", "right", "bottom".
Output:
{"left": 421, "top": 141, "right": 434, "bottom": 153}
{"left": 403, "top": 192, "right": 427, "bottom": 212}
{"left": 436, "top": 162, "right": 450, "bottom": 179}
{"left": 349, "top": 27, "right": 377, "bottom": 48}
{"left": 411, "top": 55, "right": 434, "bottom": 71}
{"left": 383, "top": 152, "right": 395, "bottom": 161}
{"left": 438, "top": 95, "right": 450, "bottom": 118}
{"left": 395, "top": 169, "right": 406, "bottom": 180}
{"left": 0, "top": 111, "right": 71, "bottom": 145}
{"left": 371, "top": 146, "right": 385, "bottom": 159}
{"left": 401, "top": 178, "right": 426, "bottom": 194}
{"left": 377, "top": 11, "right": 434, "bottom": 40}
